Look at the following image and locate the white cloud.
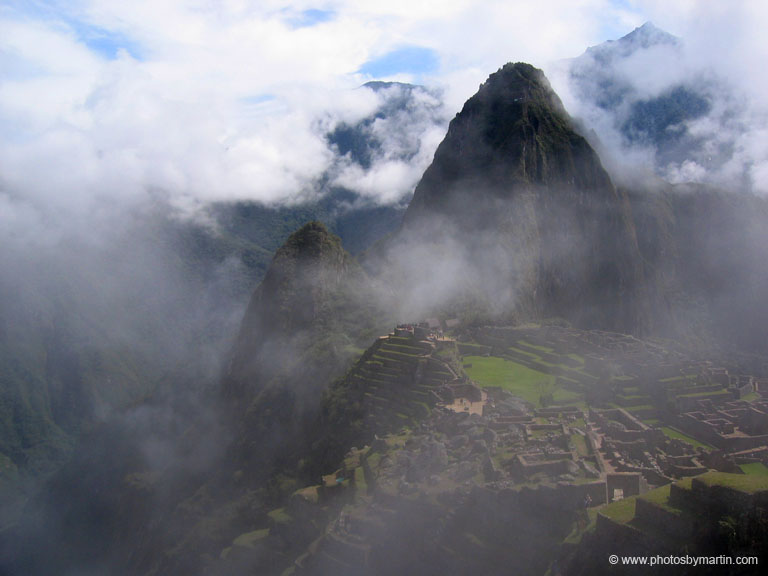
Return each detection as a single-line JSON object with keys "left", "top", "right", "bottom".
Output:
{"left": 543, "top": 2, "right": 768, "bottom": 193}
{"left": 1, "top": 0, "right": 767, "bottom": 228}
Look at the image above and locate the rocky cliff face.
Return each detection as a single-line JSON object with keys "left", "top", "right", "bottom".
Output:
{"left": 386, "top": 63, "right": 648, "bottom": 332}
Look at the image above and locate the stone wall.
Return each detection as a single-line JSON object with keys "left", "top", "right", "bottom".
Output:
{"left": 607, "top": 473, "right": 642, "bottom": 502}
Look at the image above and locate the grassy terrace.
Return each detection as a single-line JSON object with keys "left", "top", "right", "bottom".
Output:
{"left": 374, "top": 349, "right": 421, "bottom": 362}
{"left": 463, "top": 355, "right": 554, "bottom": 405}
{"left": 517, "top": 339, "right": 555, "bottom": 353}
{"left": 637, "top": 484, "right": 681, "bottom": 515}
{"left": 381, "top": 343, "right": 425, "bottom": 355}
{"left": 624, "top": 404, "right": 655, "bottom": 413}
{"left": 268, "top": 508, "right": 292, "bottom": 525}
{"left": 233, "top": 528, "right": 270, "bottom": 547}
{"left": 676, "top": 476, "right": 694, "bottom": 489}
{"left": 600, "top": 483, "right": 678, "bottom": 525}
{"left": 660, "top": 426, "right": 713, "bottom": 450}
{"left": 571, "top": 434, "right": 589, "bottom": 457}
{"left": 695, "top": 471, "right": 768, "bottom": 493}
{"left": 354, "top": 466, "right": 367, "bottom": 497}
{"left": 591, "top": 471, "right": 768, "bottom": 553}
{"left": 659, "top": 375, "right": 697, "bottom": 383}
{"left": 677, "top": 389, "right": 731, "bottom": 399}
{"left": 740, "top": 462, "right": 768, "bottom": 476}
{"left": 463, "top": 353, "right": 587, "bottom": 407}
{"left": 508, "top": 345, "right": 542, "bottom": 360}
{"left": 600, "top": 497, "right": 636, "bottom": 523}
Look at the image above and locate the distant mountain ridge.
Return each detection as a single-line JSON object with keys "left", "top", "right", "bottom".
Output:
{"left": 563, "top": 22, "right": 744, "bottom": 186}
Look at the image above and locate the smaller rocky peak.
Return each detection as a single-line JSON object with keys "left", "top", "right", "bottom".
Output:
{"left": 277, "top": 220, "right": 343, "bottom": 263}
{"left": 622, "top": 21, "right": 679, "bottom": 49}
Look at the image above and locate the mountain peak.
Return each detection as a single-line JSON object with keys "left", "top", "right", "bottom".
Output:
{"left": 362, "top": 80, "right": 417, "bottom": 92}
{"left": 279, "top": 220, "right": 341, "bottom": 260}
{"left": 393, "top": 63, "right": 648, "bottom": 332}
{"left": 404, "top": 62, "right": 608, "bottom": 225}
{"left": 222, "top": 220, "right": 378, "bottom": 405}
{"left": 622, "top": 21, "right": 678, "bottom": 48}
{"left": 584, "top": 21, "right": 679, "bottom": 62}
{"left": 473, "top": 62, "right": 566, "bottom": 112}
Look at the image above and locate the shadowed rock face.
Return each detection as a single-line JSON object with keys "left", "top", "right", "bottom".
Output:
{"left": 395, "top": 63, "right": 648, "bottom": 333}
{"left": 221, "top": 221, "right": 382, "bottom": 476}
{"left": 628, "top": 182, "right": 768, "bottom": 354}
{"left": 225, "top": 222, "right": 350, "bottom": 392}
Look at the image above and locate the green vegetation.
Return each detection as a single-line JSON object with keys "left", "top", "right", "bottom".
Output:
{"left": 677, "top": 389, "right": 731, "bottom": 400}
{"left": 599, "top": 497, "right": 636, "bottom": 523}
{"left": 638, "top": 484, "right": 680, "bottom": 514}
{"left": 268, "top": 508, "right": 292, "bottom": 525}
{"left": 659, "top": 374, "right": 697, "bottom": 383}
{"left": 739, "top": 462, "right": 768, "bottom": 476}
{"left": 696, "top": 471, "right": 768, "bottom": 493}
{"left": 571, "top": 434, "right": 589, "bottom": 457}
{"left": 354, "top": 466, "right": 367, "bottom": 496}
{"left": 233, "top": 528, "right": 270, "bottom": 548}
{"left": 507, "top": 346, "right": 540, "bottom": 360}
{"left": 625, "top": 404, "right": 655, "bottom": 413}
{"left": 457, "top": 342, "right": 491, "bottom": 355}
{"left": 293, "top": 486, "right": 320, "bottom": 504}
{"left": 517, "top": 340, "right": 554, "bottom": 353}
{"left": 599, "top": 480, "right": 686, "bottom": 527}
{"left": 366, "top": 451, "right": 382, "bottom": 471}
{"left": 676, "top": 477, "right": 694, "bottom": 490}
{"left": 660, "top": 426, "right": 712, "bottom": 449}
{"left": 463, "top": 355, "right": 555, "bottom": 406}
{"left": 563, "top": 508, "right": 598, "bottom": 545}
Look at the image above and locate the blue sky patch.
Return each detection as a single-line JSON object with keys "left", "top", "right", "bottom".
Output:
{"left": 359, "top": 46, "right": 439, "bottom": 79}
{"left": 3, "top": 1, "right": 142, "bottom": 60}
{"left": 241, "top": 94, "right": 276, "bottom": 105}
{"left": 79, "top": 26, "right": 142, "bottom": 60}
{"left": 286, "top": 8, "right": 335, "bottom": 29}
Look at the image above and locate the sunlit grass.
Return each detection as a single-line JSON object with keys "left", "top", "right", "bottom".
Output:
{"left": 739, "top": 462, "right": 768, "bottom": 476}
{"left": 463, "top": 355, "right": 554, "bottom": 406}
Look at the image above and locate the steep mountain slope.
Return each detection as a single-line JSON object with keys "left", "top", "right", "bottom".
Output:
{"left": 374, "top": 63, "right": 648, "bottom": 333}
{"left": 222, "top": 221, "right": 386, "bottom": 477}
{"left": 0, "top": 202, "right": 264, "bottom": 495}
